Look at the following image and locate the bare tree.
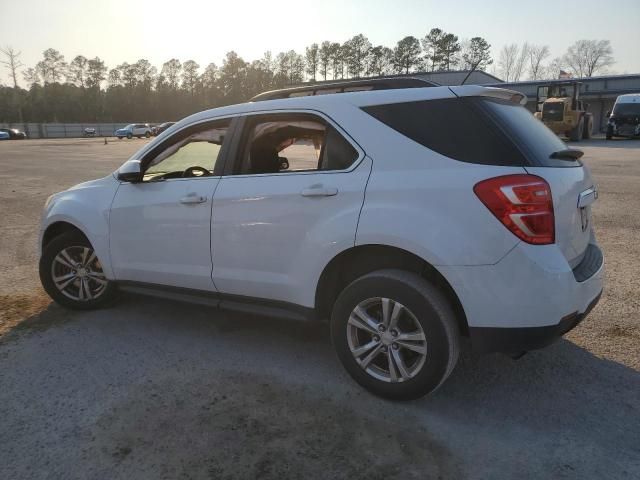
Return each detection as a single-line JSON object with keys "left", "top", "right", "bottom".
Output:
{"left": 528, "top": 45, "right": 550, "bottom": 80}
{"left": 564, "top": 40, "right": 614, "bottom": 77}
{"left": 543, "top": 57, "right": 566, "bottom": 80}
{"left": 22, "top": 67, "right": 40, "bottom": 87}
{"left": 0, "top": 46, "right": 24, "bottom": 88}
{"left": 498, "top": 44, "right": 518, "bottom": 81}
{"left": 512, "top": 43, "right": 530, "bottom": 82}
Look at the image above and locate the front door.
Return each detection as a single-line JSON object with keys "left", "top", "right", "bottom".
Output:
{"left": 211, "top": 112, "right": 371, "bottom": 306}
{"left": 110, "top": 119, "right": 232, "bottom": 291}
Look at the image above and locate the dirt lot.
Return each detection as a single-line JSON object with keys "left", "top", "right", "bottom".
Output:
{"left": 0, "top": 138, "right": 639, "bottom": 479}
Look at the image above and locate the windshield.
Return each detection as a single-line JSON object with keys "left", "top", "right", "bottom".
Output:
{"left": 124, "top": 124, "right": 135, "bottom": 129}
{"left": 612, "top": 102, "right": 640, "bottom": 116}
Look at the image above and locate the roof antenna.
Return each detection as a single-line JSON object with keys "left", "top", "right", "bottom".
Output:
{"left": 460, "top": 61, "right": 480, "bottom": 86}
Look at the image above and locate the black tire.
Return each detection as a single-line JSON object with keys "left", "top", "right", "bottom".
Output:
{"left": 606, "top": 126, "right": 613, "bottom": 140}
{"left": 569, "top": 117, "right": 584, "bottom": 141}
{"left": 117, "top": 136, "right": 123, "bottom": 140}
{"left": 145, "top": 131, "right": 151, "bottom": 138}
{"left": 39, "top": 231, "right": 116, "bottom": 310}
{"left": 583, "top": 115, "right": 593, "bottom": 139}
{"left": 331, "top": 269, "right": 460, "bottom": 400}
{"left": 127, "top": 133, "right": 132, "bottom": 139}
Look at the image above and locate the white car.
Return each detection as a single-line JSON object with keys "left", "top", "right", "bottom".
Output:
{"left": 114, "top": 123, "right": 152, "bottom": 139}
{"left": 39, "top": 80, "right": 604, "bottom": 400}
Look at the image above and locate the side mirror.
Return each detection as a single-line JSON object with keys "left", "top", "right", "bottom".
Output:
{"left": 117, "top": 160, "right": 143, "bottom": 183}
{"left": 279, "top": 156, "right": 289, "bottom": 170}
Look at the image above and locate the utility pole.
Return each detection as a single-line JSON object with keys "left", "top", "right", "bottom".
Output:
{"left": 0, "top": 46, "right": 25, "bottom": 123}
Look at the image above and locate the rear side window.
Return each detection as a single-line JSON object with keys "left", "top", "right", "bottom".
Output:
{"left": 362, "top": 98, "right": 528, "bottom": 166}
{"left": 479, "top": 97, "right": 577, "bottom": 167}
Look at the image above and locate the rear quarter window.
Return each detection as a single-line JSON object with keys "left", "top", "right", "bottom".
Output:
{"left": 361, "top": 98, "right": 528, "bottom": 167}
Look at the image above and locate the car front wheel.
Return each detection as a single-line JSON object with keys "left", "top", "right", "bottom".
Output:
{"left": 39, "top": 231, "right": 116, "bottom": 310}
{"left": 331, "top": 269, "right": 460, "bottom": 400}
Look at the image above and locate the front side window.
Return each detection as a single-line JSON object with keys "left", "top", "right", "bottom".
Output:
{"left": 236, "top": 114, "right": 358, "bottom": 175}
{"left": 143, "top": 120, "right": 230, "bottom": 181}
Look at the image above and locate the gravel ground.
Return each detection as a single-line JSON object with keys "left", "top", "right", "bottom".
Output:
{"left": 0, "top": 137, "right": 639, "bottom": 479}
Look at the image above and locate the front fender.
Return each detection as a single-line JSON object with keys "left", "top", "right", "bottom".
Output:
{"left": 40, "top": 175, "right": 119, "bottom": 279}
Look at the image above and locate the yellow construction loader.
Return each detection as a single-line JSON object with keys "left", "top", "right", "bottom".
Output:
{"left": 534, "top": 81, "right": 593, "bottom": 141}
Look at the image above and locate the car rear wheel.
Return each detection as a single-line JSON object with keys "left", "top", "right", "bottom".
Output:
{"left": 39, "top": 231, "right": 116, "bottom": 310}
{"left": 145, "top": 131, "right": 151, "bottom": 138}
{"left": 331, "top": 269, "right": 460, "bottom": 400}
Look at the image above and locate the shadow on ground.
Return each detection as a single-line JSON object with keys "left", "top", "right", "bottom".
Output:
{"left": 1, "top": 296, "right": 638, "bottom": 479}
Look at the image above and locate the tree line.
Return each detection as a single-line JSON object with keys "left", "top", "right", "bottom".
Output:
{"left": 0, "top": 32, "right": 614, "bottom": 124}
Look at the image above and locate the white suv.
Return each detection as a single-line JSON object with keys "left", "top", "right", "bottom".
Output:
{"left": 114, "top": 123, "right": 152, "bottom": 139}
{"left": 39, "top": 82, "right": 604, "bottom": 400}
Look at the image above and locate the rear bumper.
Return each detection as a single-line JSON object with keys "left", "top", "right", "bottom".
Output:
{"left": 439, "top": 238, "right": 604, "bottom": 353}
{"left": 469, "top": 290, "right": 602, "bottom": 353}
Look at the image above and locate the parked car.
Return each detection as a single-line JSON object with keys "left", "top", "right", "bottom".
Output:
{"left": 114, "top": 123, "right": 152, "bottom": 139}
{"left": 0, "top": 127, "right": 27, "bottom": 139}
{"left": 0, "top": 131, "right": 10, "bottom": 140}
{"left": 152, "top": 122, "right": 175, "bottom": 136}
{"left": 606, "top": 93, "right": 640, "bottom": 139}
{"left": 39, "top": 80, "right": 603, "bottom": 400}
{"left": 83, "top": 127, "right": 97, "bottom": 137}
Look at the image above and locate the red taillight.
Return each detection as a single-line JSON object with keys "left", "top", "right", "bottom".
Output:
{"left": 474, "top": 174, "right": 555, "bottom": 245}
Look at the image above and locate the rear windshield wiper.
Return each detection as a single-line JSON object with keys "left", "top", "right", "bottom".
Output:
{"left": 550, "top": 149, "right": 584, "bottom": 161}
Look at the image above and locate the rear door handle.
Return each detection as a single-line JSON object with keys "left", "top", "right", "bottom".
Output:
{"left": 180, "top": 193, "right": 207, "bottom": 204}
{"left": 300, "top": 186, "right": 338, "bottom": 197}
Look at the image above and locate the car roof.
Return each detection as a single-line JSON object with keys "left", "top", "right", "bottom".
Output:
{"left": 616, "top": 93, "right": 640, "bottom": 103}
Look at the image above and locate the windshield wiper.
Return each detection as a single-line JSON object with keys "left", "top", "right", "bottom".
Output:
{"left": 550, "top": 149, "right": 584, "bottom": 161}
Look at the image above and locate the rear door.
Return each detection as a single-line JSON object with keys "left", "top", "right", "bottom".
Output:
{"left": 210, "top": 111, "right": 371, "bottom": 306}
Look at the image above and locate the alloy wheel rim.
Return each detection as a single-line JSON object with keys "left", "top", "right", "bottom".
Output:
{"left": 347, "top": 297, "right": 427, "bottom": 383}
{"left": 51, "top": 246, "right": 107, "bottom": 301}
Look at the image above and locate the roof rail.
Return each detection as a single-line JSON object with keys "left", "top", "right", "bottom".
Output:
{"left": 250, "top": 77, "right": 439, "bottom": 102}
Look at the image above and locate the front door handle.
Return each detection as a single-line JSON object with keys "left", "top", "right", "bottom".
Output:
{"left": 180, "top": 193, "right": 207, "bottom": 204}
{"left": 300, "top": 185, "right": 338, "bottom": 197}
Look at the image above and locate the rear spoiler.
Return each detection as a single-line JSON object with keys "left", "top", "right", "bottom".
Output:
{"left": 449, "top": 85, "right": 528, "bottom": 105}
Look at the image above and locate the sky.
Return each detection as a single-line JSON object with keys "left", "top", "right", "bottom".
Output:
{"left": 1, "top": 0, "right": 639, "bottom": 86}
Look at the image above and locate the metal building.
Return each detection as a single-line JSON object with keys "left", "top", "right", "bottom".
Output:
{"left": 488, "top": 74, "right": 640, "bottom": 132}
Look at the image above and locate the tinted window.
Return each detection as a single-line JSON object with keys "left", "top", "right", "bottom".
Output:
{"left": 362, "top": 98, "right": 527, "bottom": 166}
{"left": 478, "top": 97, "right": 578, "bottom": 167}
